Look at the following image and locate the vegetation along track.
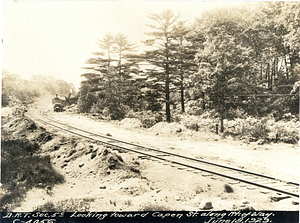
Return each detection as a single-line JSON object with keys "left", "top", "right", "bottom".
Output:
{"left": 28, "top": 111, "right": 299, "bottom": 198}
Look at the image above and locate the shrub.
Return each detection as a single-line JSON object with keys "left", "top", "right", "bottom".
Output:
{"left": 185, "top": 99, "right": 205, "bottom": 116}
{"left": 224, "top": 116, "right": 299, "bottom": 144}
{"left": 141, "top": 116, "right": 157, "bottom": 128}
{"left": 269, "top": 120, "right": 299, "bottom": 144}
{"left": 34, "top": 198, "right": 95, "bottom": 212}
{"left": 226, "top": 107, "right": 247, "bottom": 120}
{"left": 89, "top": 101, "right": 104, "bottom": 114}
{"left": 180, "top": 114, "right": 216, "bottom": 132}
{"left": 124, "top": 111, "right": 163, "bottom": 128}
{"left": 139, "top": 202, "right": 170, "bottom": 211}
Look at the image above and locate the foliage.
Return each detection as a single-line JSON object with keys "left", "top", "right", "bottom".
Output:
{"left": 143, "top": 9, "right": 184, "bottom": 122}
{"left": 139, "top": 202, "right": 171, "bottom": 211}
{"left": 179, "top": 113, "right": 216, "bottom": 132}
{"left": 185, "top": 99, "right": 205, "bottom": 116}
{"left": 34, "top": 198, "right": 95, "bottom": 212}
{"left": 141, "top": 90, "right": 163, "bottom": 112}
{"left": 76, "top": 5, "right": 299, "bottom": 144}
{"left": 226, "top": 107, "right": 247, "bottom": 120}
{"left": 192, "top": 6, "right": 257, "bottom": 131}
{"left": 125, "top": 110, "right": 163, "bottom": 128}
{"left": 1, "top": 135, "right": 65, "bottom": 211}
{"left": 225, "top": 116, "right": 299, "bottom": 144}
{"left": 79, "top": 33, "right": 141, "bottom": 118}
{"left": 2, "top": 70, "right": 75, "bottom": 107}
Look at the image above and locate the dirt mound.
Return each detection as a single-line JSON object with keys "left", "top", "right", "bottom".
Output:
{"left": 4, "top": 117, "right": 56, "bottom": 145}
{"left": 100, "top": 148, "right": 124, "bottom": 170}
{"left": 119, "top": 118, "right": 143, "bottom": 129}
{"left": 4, "top": 117, "right": 37, "bottom": 136}
{"left": 43, "top": 135, "right": 141, "bottom": 180}
{"left": 149, "top": 122, "right": 186, "bottom": 135}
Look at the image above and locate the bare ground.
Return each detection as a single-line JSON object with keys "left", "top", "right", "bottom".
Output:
{"left": 2, "top": 107, "right": 299, "bottom": 211}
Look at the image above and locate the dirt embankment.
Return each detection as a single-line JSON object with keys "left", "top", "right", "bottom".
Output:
{"left": 1, "top": 111, "right": 299, "bottom": 212}
{"left": 1, "top": 115, "right": 141, "bottom": 212}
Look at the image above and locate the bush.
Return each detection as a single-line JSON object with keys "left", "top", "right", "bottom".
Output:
{"left": 34, "top": 198, "right": 95, "bottom": 212}
{"left": 1, "top": 137, "right": 65, "bottom": 211}
{"left": 268, "top": 119, "right": 299, "bottom": 144}
{"left": 101, "top": 104, "right": 130, "bottom": 120}
{"left": 185, "top": 99, "right": 204, "bottom": 116}
{"left": 224, "top": 116, "right": 299, "bottom": 144}
{"left": 141, "top": 116, "right": 157, "bottom": 128}
{"left": 123, "top": 111, "right": 163, "bottom": 128}
{"left": 226, "top": 107, "right": 247, "bottom": 120}
{"left": 180, "top": 114, "right": 216, "bottom": 132}
{"left": 89, "top": 101, "right": 104, "bottom": 114}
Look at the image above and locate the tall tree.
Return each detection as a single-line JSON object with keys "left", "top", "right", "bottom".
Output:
{"left": 79, "top": 32, "right": 139, "bottom": 116}
{"left": 79, "top": 32, "right": 116, "bottom": 113}
{"left": 143, "top": 9, "right": 181, "bottom": 122}
{"left": 193, "top": 6, "right": 256, "bottom": 132}
{"left": 172, "top": 20, "right": 197, "bottom": 113}
{"left": 113, "top": 33, "right": 137, "bottom": 75}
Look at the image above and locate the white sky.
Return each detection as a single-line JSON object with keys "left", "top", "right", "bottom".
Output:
{"left": 2, "top": 1, "right": 246, "bottom": 89}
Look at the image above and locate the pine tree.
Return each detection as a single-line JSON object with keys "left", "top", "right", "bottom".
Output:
{"left": 143, "top": 9, "right": 181, "bottom": 122}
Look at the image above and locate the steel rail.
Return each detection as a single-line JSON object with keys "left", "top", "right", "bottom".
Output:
{"left": 29, "top": 112, "right": 299, "bottom": 198}
{"left": 40, "top": 112, "right": 299, "bottom": 186}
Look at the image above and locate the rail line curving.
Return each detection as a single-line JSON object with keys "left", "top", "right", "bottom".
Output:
{"left": 28, "top": 111, "right": 299, "bottom": 198}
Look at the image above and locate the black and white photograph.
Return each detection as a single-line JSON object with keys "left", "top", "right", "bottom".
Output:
{"left": 1, "top": 1, "right": 299, "bottom": 222}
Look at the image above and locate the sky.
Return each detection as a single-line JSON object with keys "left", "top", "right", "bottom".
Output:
{"left": 2, "top": 1, "right": 246, "bottom": 89}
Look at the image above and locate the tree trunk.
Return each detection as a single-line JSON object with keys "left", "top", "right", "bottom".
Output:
{"left": 165, "top": 71, "right": 171, "bottom": 122}
{"left": 267, "top": 62, "right": 271, "bottom": 89}
{"left": 284, "top": 57, "right": 289, "bottom": 80}
{"left": 179, "top": 37, "right": 185, "bottom": 113}
{"left": 260, "top": 63, "right": 263, "bottom": 80}
{"left": 220, "top": 103, "right": 224, "bottom": 133}
{"left": 180, "top": 72, "right": 185, "bottom": 113}
{"left": 165, "top": 48, "right": 171, "bottom": 122}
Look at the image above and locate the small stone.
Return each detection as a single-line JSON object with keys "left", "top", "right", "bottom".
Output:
{"left": 156, "top": 189, "right": 162, "bottom": 193}
{"left": 199, "top": 200, "right": 213, "bottom": 210}
{"left": 106, "top": 133, "right": 112, "bottom": 136}
{"left": 99, "top": 186, "right": 106, "bottom": 189}
{"left": 224, "top": 184, "right": 234, "bottom": 193}
{"left": 79, "top": 162, "right": 84, "bottom": 167}
{"left": 175, "top": 196, "right": 180, "bottom": 201}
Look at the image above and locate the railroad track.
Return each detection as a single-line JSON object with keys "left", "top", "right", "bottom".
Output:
{"left": 28, "top": 111, "right": 299, "bottom": 198}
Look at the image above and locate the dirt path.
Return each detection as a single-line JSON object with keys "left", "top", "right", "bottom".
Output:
{"left": 9, "top": 110, "right": 300, "bottom": 211}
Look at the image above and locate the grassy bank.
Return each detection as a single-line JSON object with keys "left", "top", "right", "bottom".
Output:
{"left": 1, "top": 128, "right": 64, "bottom": 211}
